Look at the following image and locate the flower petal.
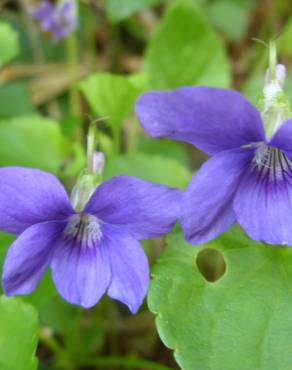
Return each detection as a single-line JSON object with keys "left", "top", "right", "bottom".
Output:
{"left": 2, "top": 221, "right": 64, "bottom": 296}
{"left": 234, "top": 148, "right": 292, "bottom": 245}
{"left": 30, "top": 1, "right": 55, "bottom": 20}
{"left": 0, "top": 167, "right": 73, "bottom": 234}
{"left": 182, "top": 148, "right": 253, "bottom": 244}
{"left": 106, "top": 226, "right": 149, "bottom": 314}
{"left": 270, "top": 119, "right": 292, "bottom": 157}
{"left": 51, "top": 225, "right": 111, "bottom": 308}
{"left": 85, "top": 176, "right": 181, "bottom": 240}
{"left": 136, "top": 87, "right": 265, "bottom": 155}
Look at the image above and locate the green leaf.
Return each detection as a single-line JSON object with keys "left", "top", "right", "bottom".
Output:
{"left": 148, "top": 228, "right": 292, "bottom": 370}
{"left": 128, "top": 73, "right": 150, "bottom": 91}
{"left": 137, "top": 138, "right": 189, "bottom": 166}
{"left": 243, "top": 73, "right": 264, "bottom": 105}
{"left": 0, "top": 84, "right": 36, "bottom": 118}
{"left": 104, "top": 152, "right": 191, "bottom": 188}
{"left": 278, "top": 16, "right": 292, "bottom": 57}
{"left": 105, "top": 0, "right": 164, "bottom": 22}
{"left": 207, "top": 0, "right": 252, "bottom": 41}
{"left": 144, "top": 1, "right": 230, "bottom": 89}
{"left": 0, "top": 116, "right": 72, "bottom": 175}
{"left": 0, "top": 296, "right": 38, "bottom": 370}
{"left": 79, "top": 73, "right": 139, "bottom": 131}
{"left": 0, "top": 22, "right": 19, "bottom": 67}
{"left": 0, "top": 233, "right": 15, "bottom": 286}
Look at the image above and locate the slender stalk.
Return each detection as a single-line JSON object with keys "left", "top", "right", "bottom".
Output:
{"left": 268, "top": 40, "right": 277, "bottom": 82}
{"left": 18, "top": 0, "right": 44, "bottom": 63}
{"left": 18, "top": 0, "right": 61, "bottom": 118}
{"left": 65, "top": 32, "right": 81, "bottom": 118}
{"left": 63, "top": 308, "right": 83, "bottom": 366}
{"left": 87, "top": 123, "right": 97, "bottom": 173}
{"left": 113, "top": 126, "right": 121, "bottom": 155}
{"left": 125, "top": 116, "right": 140, "bottom": 153}
{"left": 39, "top": 330, "right": 73, "bottom": 370}
{"left": 109, "top": 23, "right": 122, "bottom": 72}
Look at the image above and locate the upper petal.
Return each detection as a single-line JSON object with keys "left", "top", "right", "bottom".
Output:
{"left": 85, "top": 176, "right": 182, "bottom": 240}
{"left": 182, "top": 148, "right": 254, "bottom": 244}
{"left": 0, "top": 167, "right": 73, "bottom": 234}
{"left": 270, "top": 119, "right": 292, "bottom": 157}
{"left": 51, "top": 221, "right": 111, "bottom": 308}
{"left": 234, "top": 146, "right": 292, "bottom": 245}
{"left": 2, "top": 221, "right": 65, "bottom": 296}
{"left": 106, "top": 226, "right": 149, "bottom": 314}
{"left": 136, "top": 87, "right": 265, "bottom": 155}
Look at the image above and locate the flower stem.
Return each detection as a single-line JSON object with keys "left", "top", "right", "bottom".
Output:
{"left": 268, "top": 40, "right": 277, "bottom": 82}
{"left": 87, "top": 123, "right": 96, "bottom": 173}
{"left": 39, "top": 329, "right": 73, "bottom": 370}
{"left": 65, "top": 32, "right": 81, "bottom": 118}
{"left": 113, "top": 126, "right": 121, "bottom": 155}
{"left": 80, "top": 356, "right": 175, "bottom": 370}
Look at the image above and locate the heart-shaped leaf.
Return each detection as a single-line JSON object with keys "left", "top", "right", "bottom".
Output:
{"left": 148, "top": 228, "right": 292, "bottom": 370}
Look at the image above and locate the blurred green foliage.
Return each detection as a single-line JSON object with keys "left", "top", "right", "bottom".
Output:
{"left": 0, "top": 0, "right": 291, "bottom": 369}
{"left": 105, "top": 0, "right": 165, "bottom": 22}
{"left": 0, "top": 116, "right": 73, "bottom": 174}
{"left": 0, "top": 21, "right": 19, "bottom": 67}
{"left": 104, "top": 152, "right": 191, "bottom": 188}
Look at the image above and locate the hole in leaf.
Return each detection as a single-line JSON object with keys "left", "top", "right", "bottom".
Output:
{"left": 196, "top": 248, "right": 226, "bottom": 282}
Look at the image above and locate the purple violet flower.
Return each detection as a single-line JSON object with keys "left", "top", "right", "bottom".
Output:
{"left": 30, "top": 0, "right": 78, "bottom": 40}
{"left": 136, "top": 67, "right": 292, "bottom": 246}
{"left": 0, "top": 167, "right": 181, "bottom": 312}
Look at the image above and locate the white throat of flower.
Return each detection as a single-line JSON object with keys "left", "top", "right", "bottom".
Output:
{"left": 64, "top": 214, "right": 102, "bottom": 248}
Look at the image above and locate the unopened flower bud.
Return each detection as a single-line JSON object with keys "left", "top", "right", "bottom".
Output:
{"left": 92, "top": 152, "right": 105, "bottom": 175}
{"left": 265, "top": 64, "right": 286, "bottom": 88}
{"left": 70, "top": 173, "right": 96, "bottom": 212}
{"left": 258, "top": 42, "right": 291, "bottom": 138}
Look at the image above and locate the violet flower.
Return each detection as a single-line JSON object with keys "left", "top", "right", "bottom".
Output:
{"left": 0, "top": 168, "right": 180, "bottom": 312}
{"left": 136, "top": 60, "right": 292, "bottom": 246}
{"left": 30, "top": 0, "right": 78, "bottom": 40}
